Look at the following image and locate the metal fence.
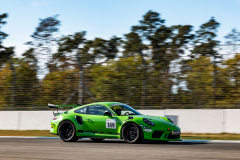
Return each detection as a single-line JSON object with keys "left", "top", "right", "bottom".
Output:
{"left": 2, "top": 105, "right": 240, "bottom": 111}
{"left": 1, "top": 45, "right": 240, "bottom": 110}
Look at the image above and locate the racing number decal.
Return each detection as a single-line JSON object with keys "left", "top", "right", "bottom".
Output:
{"left": 106, "top": 119, "right": 116, "bottom": 129}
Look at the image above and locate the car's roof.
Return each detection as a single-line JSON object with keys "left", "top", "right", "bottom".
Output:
{"left": 87, "top": 102, "right": 120, "bottom": 106}
{"left": 78, "top": 102, "right": 123, "bottom": 107}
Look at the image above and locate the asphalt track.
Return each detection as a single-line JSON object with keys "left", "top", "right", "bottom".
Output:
{"left": 0, "top": 138, "right": 240, "bottom": 160}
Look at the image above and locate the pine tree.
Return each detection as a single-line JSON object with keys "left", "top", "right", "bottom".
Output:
{"left": 191, "top": 17, "right": 221, "bottom": 108}
{"left": 123, "top": 31, "right": 148, "bottom": 108}
{"left": 0, "top": 13, "right": 15, "bottom": 109}
{"left": 26, "top": 15, "right": 60, "bottom": 72}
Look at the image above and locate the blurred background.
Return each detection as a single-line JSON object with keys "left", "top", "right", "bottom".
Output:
{"left": 0, "top": 0, "right": 240, "bottom": 110}
{"left": 1, "top": 2, "right": 240, "bottom": 159}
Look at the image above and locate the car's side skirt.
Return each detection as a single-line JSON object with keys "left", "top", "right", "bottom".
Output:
{"left": 77, "top": 132, "right": 121, "bottom": 139}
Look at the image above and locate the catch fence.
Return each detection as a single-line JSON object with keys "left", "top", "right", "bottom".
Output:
{"left": 0, "top": 45, "right": 240, "bottom": 110}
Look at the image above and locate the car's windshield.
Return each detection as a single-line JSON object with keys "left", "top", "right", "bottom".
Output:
{"left": 110, "top": 104, "right": 142, "bottom": 116}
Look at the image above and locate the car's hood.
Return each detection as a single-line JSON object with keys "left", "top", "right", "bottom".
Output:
{"left": 130, "top": 115, "right": 180, "bottom": 130}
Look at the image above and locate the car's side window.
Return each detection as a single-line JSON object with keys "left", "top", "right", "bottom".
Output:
{"left": 75, "top": 106, "right": 88, "bottom": 114}
{"left": 89, "top": 105, "right": 112, "bottom": 115}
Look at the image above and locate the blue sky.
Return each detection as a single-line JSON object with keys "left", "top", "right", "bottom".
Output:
{"left": 0, "top": 0, "right": 240, "bottom": 56}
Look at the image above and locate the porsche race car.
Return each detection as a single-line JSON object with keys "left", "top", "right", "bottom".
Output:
{"left": 49, "top": 102, "right": 181, "bottom": 143}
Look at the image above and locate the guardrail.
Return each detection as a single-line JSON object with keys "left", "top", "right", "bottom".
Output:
{"left": 1, "top": 109, "right": 240, "bottom": 133}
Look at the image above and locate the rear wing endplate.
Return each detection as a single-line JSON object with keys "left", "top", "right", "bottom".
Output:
{"left": 48, "top": 103, "right": 79, "bottom": 116}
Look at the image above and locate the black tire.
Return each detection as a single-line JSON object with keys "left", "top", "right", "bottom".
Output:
{"left": 90, "top": 138, "right": 105, "bottom": 142}
{"left": 58, "top": 120, "right": 78, "bottom": 142}
{"left": 122, "top": 123, "right": 141, "bottom": 143}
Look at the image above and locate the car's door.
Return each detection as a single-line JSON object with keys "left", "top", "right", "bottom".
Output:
{"left": 74, "top": 106, "right": 90, "bottom": 132}
{"left": 84, "top": 105, "right": 119, "bottom": 134}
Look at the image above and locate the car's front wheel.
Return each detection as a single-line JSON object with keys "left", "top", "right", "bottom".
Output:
{"left": 58, "top": 120, "right": 78, "bottom": 142}
{"left": 122, "top": 123, "right": 141, "bottom": 143}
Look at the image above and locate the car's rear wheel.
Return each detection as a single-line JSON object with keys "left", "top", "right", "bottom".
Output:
{"left": 58, "top": 120, "right": 78, "bottom": 142}
{"left": 122, "top": 123, "right": 141, "bottom": 143}
{"left": 90, "top": 138, "right": 105, "bottom": 142}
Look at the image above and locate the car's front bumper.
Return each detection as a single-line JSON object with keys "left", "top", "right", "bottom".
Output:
{"left": 141, "top": 126, "right": 181, "bottom": 141}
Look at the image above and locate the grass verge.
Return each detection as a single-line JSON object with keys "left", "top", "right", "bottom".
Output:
{"left": 0, "top": 130, "right": 240, "bottom": 140}
{"left": 182, "top": 133, "right": 240, "bottom": 140}
{"left": 0, "top": 130, "right": 58, "bottom": 137}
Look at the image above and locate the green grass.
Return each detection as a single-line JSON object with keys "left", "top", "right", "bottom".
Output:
{"left": 181, "top": 133, "right": 240, "bottom": 140}
{"left": 0, "top": 130, "right": 240, "bottom": 140}
{"left": 0, "top": 130, "right": 58, "bottom": 137}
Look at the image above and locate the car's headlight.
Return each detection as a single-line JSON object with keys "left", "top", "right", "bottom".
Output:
{"left": 143, "top": 118, "right": 155, "bottom": 126}
{"left": 167, "top": 118, "right": 174, "bottom": 124}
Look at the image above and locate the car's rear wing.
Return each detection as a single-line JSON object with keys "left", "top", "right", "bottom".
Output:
{"left": 48, "top": 103, "right": 79, "bottom": 116}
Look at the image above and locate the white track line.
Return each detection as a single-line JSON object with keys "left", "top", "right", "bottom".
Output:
{"left": 206, "top": 140, "right": 240, "bottom": 143}
{"left": 0, "top": 136, "right": 41, "bottom": 138}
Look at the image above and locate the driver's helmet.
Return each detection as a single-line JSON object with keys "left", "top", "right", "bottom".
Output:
{"left": 111, "top": 105, "right": 122, "bottom": 116}
{"left": 115, "top": 109, "right": 121, "bottom": 116}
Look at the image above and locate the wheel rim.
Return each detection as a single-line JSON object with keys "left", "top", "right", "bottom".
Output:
{"left": 60, "top": 123, "right": 74, "bottom": 140}
{"left": 125, "top": 125, "right": 138, "bottom": 141}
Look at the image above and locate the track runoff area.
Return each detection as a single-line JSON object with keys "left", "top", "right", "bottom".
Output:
{"left": 0, "top": 137, "right": 240, "bottom": 159}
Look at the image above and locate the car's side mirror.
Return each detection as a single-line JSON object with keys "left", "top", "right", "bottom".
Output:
{"left": 103, "top": 112, "right": 112, "bottom": 116}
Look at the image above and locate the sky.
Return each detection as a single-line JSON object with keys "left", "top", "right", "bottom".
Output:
{"left": 0, "top": 0, "right": 240, "bottom": 57}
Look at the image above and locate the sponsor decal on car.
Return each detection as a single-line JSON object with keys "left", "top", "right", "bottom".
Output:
{"left": 144, "top": 129, "right": 152, "bottom": 132}
{"left": 110, "top": 105, "right": 123, "bottom": 110}
{"left": 171, "top": 130, "right": 180, "bottom": 135}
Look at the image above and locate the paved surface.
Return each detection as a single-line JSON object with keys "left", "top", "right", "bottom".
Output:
{"left": 0, "top": 138, "right": 240, "bottom": 160}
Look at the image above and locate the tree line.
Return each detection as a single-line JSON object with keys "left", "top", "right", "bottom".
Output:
{"left": 0, "top": 11, "right": 240, "bottom": 110}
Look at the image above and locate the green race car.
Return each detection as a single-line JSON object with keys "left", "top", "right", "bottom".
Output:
{"left": 49, "top": 102, "right": 181, "bottom": 143}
